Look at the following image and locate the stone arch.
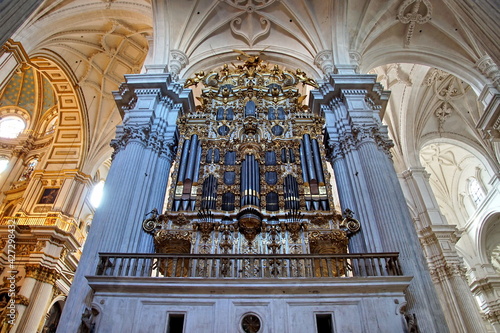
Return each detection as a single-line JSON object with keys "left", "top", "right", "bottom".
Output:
{"left": 360, "top": 49, "right": 488, "bottom": 97}
{"left": 41, "top": 296, "right": 66, "bottom": 332}
{"left": 28, "top": 55, "right": 88, "bottom": 170}
{"left": 35, "top": 105, "right": 58, "bottom": 136}
{"left": 477, "top": 212, "right": 500, "bottom": 266}
{"left": 418, "top": 136, "right": 498, "bottom": 176}
{"left": 418, "top": 138, "right": 495, "bottom": 233}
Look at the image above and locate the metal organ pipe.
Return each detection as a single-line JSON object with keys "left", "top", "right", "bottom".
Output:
{"left": 210, "top": 176, "right": 216, "bottom": 209}
{"left": 303, "top": 134, "right": 317, "bottom": 182}
{"left": 249, "top": 155, "right": 254, "bottom": 205}
{"left": 177, "top": 138, "right": 191, "bottom": 182}
{"left": 299, "top": 144, "right": 309, "bottom": 184}
{"left": 193, "top": 146, "right": 202, "bottom": 183}
{"left": 256, "top": 159, "right": 260, "bottom": 205}
{"left": 202, "top": 175, "right": 217, "bottom": 209}
{"left": 189, "top": 145, "right": 202, "bottom": 210}
{"left": 255, "top": 156, "right": 260, "bottom": 206}
{"left": 289, "top": 148, "right": 295, "bottom": 163}
{"left": 291, "top": 176, "right": 299, "bottom": 209}
{"left": 185, "top": 134, "right": 199, "bottom": 181}
{"left": 250, "top": 155, "right": 255, "bottom": 206}
{"left": 241, "top": 157, "right": 247, "bottom": 206}
{"left": 312, "top": 139, "right": 325, "bottom": 184}
{"left": 240, "top": 155, "right": 260, "bottom": 208}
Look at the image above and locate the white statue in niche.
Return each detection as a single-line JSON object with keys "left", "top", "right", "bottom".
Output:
{"left": 489, "top": 244, "right": 500, "bottom": 273}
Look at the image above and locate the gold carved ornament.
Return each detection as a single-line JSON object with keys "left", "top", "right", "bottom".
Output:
{"left": 309, "top": 230, "right": 349, "bottom": 277}
{"left": 24, "top": 264, "right": 61, "bottom": 284}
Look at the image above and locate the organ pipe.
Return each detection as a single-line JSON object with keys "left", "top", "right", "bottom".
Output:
{"left": 303, "top": 134, "right": 317, "bottom": 182}
{"left": 177, "top": 138, "right": 191, "bottom": 182}
{"left": 240, "top": 154, "right": 261, "bottom": 207}
{"left": 299, "top": 144, "right": 309, "bottom": 184}
{"left": 312, "top": 139, "right": 325, "bottom": 184}
{"left": 193, "top": 146, "right": 202, "bottom": 183}
{"left": 185, "top": 134, "right": 199, "bottom": 181}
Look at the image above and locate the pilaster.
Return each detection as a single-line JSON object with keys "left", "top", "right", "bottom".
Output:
{"left": 470, "top": 264, "right": 500, "bottom": 332}
{"left": 401, "top": 167, "right": 487, "bottom": 332}
{"left": 57, "top": 73, "right": 193, "bottom": 333}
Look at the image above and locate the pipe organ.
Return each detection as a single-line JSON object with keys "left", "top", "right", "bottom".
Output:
{"left": 144, "top": 53, "right": 360, "bottom": 257}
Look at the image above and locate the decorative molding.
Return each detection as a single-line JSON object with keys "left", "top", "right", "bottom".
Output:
{"left": 397, "top": 0, "right": 432, "bottom": 48}
{"left": 24, "top": 264, "right": 61, "bottom": 284}
{"left": 15, "top": 294, "right": 29, "bottom": 306}
{"left": 169, "top": 50, "right": 189, "bottom": 77}
{"left": 16, "top": 243, "right": 36, "bottom": 256}
{"left": 348, "top": 51, "right": 362, "bottom": 69}
{"left": 424, "top": 69, "right": 467, "bottom": 131}
{"left": 483, "top": 309, "right": 500, "bottom": 325}
{"left": 476, "top": 55, "right": 500, "bottom": 90}
{"left": 224, "top": 0, "right": 276, "bottom": 47}
{"left": 327, "top": 124, "right": 394, "bottom": 160}
{"left": 76, "top": 19, "right": 148, "bottom": 98}
{"left": 110, "top": 125, "right": 176, "bottom": 160}
{"left": 435, "top": 102, "right": 453, "bottom": 132}
{"left": 386, "top": 64, "right": 412, "bottom": 87}
{"left": 314, "top": 50, "right": 334, "bottom": 75}
{"left": 153, "top": 230, "right": 191, "bottom": 254}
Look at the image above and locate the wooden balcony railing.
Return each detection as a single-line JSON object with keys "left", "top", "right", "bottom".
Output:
{"left": 95, "top": 252, "right": 402, "bottom": 279}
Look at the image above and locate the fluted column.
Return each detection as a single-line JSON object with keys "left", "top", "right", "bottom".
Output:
{"left": 327, "top": 128, "right": 382, "bottom": 253}
{"left": 11, "top": 265, "right": 59, "bottom": 333}
{"left": 312, "top": 74, "right": 449, "bottom": 333}
{"left": 401, "top": 167, "right": 487, "bottom": 332}
{"left": 57, "top": 73, "right": 193, "bottom": 333}
{"left": 356, "top": 127, "right": 448, "bottom": 333}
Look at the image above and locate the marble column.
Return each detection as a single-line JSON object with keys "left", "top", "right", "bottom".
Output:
{"left": 311, "top": 74, "right": 449, "bottom": 332}
{"left": 56, "top": 73, "right": 193, "bottom": 333}
{"left": 401, "top": 167, "right": 487, "bottom": 332}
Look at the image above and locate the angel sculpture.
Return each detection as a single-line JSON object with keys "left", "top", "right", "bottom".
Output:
{"left": 183, "top": 71, "right": 206, "bottom": 88}
{"left": 295, "top": 68, "right": 319, "bottom": 88}
{"left": 233, "top": 49, "right": 263, "bottom": 69}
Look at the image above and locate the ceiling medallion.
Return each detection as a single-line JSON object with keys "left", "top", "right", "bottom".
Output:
{"left": 224, "top": 0, "right": 277, "bottom": 46}
{"left": 397, "top": 0, "right": 432, "bottom": 48}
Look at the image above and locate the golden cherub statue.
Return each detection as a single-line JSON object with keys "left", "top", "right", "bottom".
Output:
{"left": 184, "top": 71, "right": 206, "bottom": 88}
{"left": 295, "top": 68, "right": 319, "bottom": 88}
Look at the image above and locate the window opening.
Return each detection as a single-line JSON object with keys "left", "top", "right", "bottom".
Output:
{"left": 19, "top": 158, "right": 38, "bottom": 181}
{"left": 468, "top": 177, "right": 485, "bottom": 206}
{"left": 0, "top": 116, "right": 26, "bottom": 138}
{"left": 316, "top": 314, "right": 333, "bottom": 333}
{"left": 167, "top": 313, "right": 185, "bottom": 333}
{"left": 0, "top": 156, "right": 9, "bottom": 174}
{"left": 45, "top": 117, "right": 58, "bottom": 135}
{"left": 90, "top": 181, "right": 105, "bottom": 208}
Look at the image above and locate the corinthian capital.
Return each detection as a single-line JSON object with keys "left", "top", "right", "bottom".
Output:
{"left": 314, "top": 50, "right": 334, "bottom": 75}
{"left": 169, "top": 50, "right": 189, "bottom": 77}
